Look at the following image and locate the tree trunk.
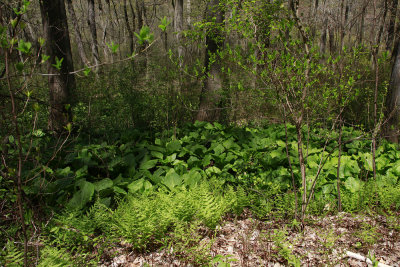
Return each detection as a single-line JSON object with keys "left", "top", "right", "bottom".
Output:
{"left": 40, "top": 0, "right": 76, "bottom": 133}
{"left": 123, "top": 0, "right": 134, "bottom": 55}
{"left": 358, "top": 4, "right": 367, "bottom": 45}
{"left": 385, "top": 40, "right": 400, "bottom": 142}
{"left": 196, "top": 0, "right": 225, "bottom": 122}
{"left": 373, "top": 0, "right": 388, "bottom": 57}
{"left": 320, "top": 18, "right": 328, "bottom": 55}
{"left": 187, "top": 0, "right": 191, "bottom": 26}
{"left": 87, "top": 0, "right": 100, "bottom": 69}
{"left": 135, "top": 0, "right": 147, "bottom": 74}
{"left": 387, "top": 0, "right": 398, "bottom": 51}
{"left": 66, "top": 0, "right": 89, "bottom": 66}
{"left": 174, "top": 0, "right": 184, "bottom": 65}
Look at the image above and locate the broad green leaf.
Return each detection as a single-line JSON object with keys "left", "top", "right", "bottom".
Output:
{"left": 213, "top": 144, "right": 225, "bottom": 155}
{"left": 67, "top": 181, "right": 95, "bottom": 209}
{"left": 163, "top": 169, "right": 182, "bottom": 190}
{"left": 151, "top": 150, "right": 164, "bottom": 159}
{"left": 17, "top": 40, "right": 31, "bottom": 53}
{"left": 205, "top": 166, "right": 221, "bottom": 176}
{"left": 140, "top": 159, "right": 158, "bottom": 170}
{"left": 113, "top": 186, "right": 127, "bottom": 195}
{"left": 344, "top": 177, "right": 362, "bottom": 193}
{"left": 166, "top": 140, "right": 181, "bottom": 153}
{"left": 183, "top": 170, "right": 202, "bottom": 188}
{"left": 128, "top": 178, "right": 144, "bottom": 193}
{"left": 94, "top": 178, "right": 113, "bottom": 192}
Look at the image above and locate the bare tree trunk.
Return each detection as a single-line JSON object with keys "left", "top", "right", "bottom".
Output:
{"left": 134, "top": 0, "right": 147, "bottom": 75}
{"left": 329, "top": 26, "right": 335, "bottom": 54}
{"left": 196, "top": 0, "right": 225, "bottom": 122}
{"left": 339, "top": 0, "right": 350, "bottom": 52}
{"left": 387, "top": 0, "right": 398, "bottom": 51}
{"left": 40, "top": 0, "right": 76, "bottom": 133}
{"left": 66, "top": 0, "right": 89, "bottom": 66}
{"left": 320, "top": 18, "right": 328, "bottom": 55}
{"left": 123, "top": 0, "right": 134, "bottom": 55}
{"left": 187, "top": 0, "right": 191, "bottom": 26}
{"left": 385, "top": 40, "right": 400, "bottom": 142}
{"left": 358, "top": 4, "right": 367, "bottom": 45}
{"left": 373, "top": 0, "right": 387, "bottom": 57}
{"left": 174, "top": 0, "right": 184, "bottom": 65}
{"left": 87, "top": 0, "right": 100, "bottom": 69}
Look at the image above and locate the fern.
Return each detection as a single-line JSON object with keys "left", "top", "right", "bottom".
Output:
{"left": 0, "top": 241, "right": 24, "bottom": 267}
{"left": 38, "top": 247, "right": 73, "bottom": 267}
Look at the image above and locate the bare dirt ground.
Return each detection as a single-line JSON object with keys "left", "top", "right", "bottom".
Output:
{"left": 100, "top": 212, "right": 400, "bottom": 266}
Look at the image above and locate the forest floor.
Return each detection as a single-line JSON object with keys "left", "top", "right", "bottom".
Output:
{"left": 100, "top": 211, "right": 400, "bottom": 266}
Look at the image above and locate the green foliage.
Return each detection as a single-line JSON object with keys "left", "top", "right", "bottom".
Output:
{"left": 272, "top": 228, "right": 301, "bottom": 266}
{"left": 106, "top": 41, "right": 119, "bottom": 54}
{"left": 112, "top": 182, "right": 232, "bottom": 249}
{"left": 0, "top": 241, "right": 24, "bottom": 267}
{"left": 166, "top": 221, "right": 214, "bottom": 265}
{"left": 38, "top": 247, "right": 74, "bottom": 267}
{"left": 158, "top": 16, "right": 171, "bottom": 32}
{"left": 52, "top": 56, "right": 64, "bottom": 70}
{"left": 135, "top": 26, "right": 154, "bottom": 45}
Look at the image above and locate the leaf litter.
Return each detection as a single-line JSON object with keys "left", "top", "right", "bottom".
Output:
{"left": 100, "top": 211, "right": 400, "bottom": 266}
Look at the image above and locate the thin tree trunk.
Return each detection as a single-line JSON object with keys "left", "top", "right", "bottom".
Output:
{"left": 329, "top": 26, "right": 335, "bottom": 54}
{"left": 196, "top": 0, "right": 225, "bottom": 122}
{"left": 66, "top": 0, "right": 89, "bottom": 66}
{"left": 296, "top": 122, "right": 307, "bottom": 225}
{"left": 40, "top": 0, "right": 76, "bottom": 133}
{"left": 87, "top": 0, "right": 100, "bottom": 69}
{"left": 174, "top": 0, "right": 183, "bottom": 66}
{"left": 187, "top": 0, "right": 191, "bottom": 26}
{"left": 358, "top": 4, "right": 367, "bottom": 45}
{"left": 373, "top": 0, "right": 388, "bottom": 57}
{"left": 320, "top": 18, "right": 328, "bottom": 55}
{"left": 385, "top": 40, "right": 400, "bottom": 142}
{"left": 387, "top": 0, "right": 398, "bottom": 51}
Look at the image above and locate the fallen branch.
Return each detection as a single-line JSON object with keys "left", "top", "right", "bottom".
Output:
{"left": 346, "top": 251, "right": 392, "bottom": 267}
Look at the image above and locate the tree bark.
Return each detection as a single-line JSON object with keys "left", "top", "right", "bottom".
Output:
{"left": 387, "top": 0, "right": 398, "bottom": 51}
{"left": 196, "top": 0, "right": 225, "bottom": 122}
{"left": 87, "top": 0, "right": 100, "bottom": 69}
{"left": 40, "top": 0, "right": 76, "bottom": 133}
{"left": 174, "top": 0, "right": 184, "bottom": 65}
{"left": 358, "top": 4, "right": 367, "bottom": 45}
{"left": 66, "top": 0, "right": 89, "bottom": 66}
{"left": 385, "top": 40, "right": 400, "bottom": 142}
{"left": 123, "top": 0, "right": 134, "bottom": 54}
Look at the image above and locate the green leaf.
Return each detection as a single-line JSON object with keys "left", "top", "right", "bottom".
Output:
{"left": 16, "top": 40, "right": 31, "bottom": 54}
{"left": 94, "top": 178, "right": 113, "bottom": 192}
{"left": 166, "top": 140, "right": 181, "bottom": 153}
{"left": 163, "top": 169, "right": 182, "bottom": 190}
{"left": 205, "top": 166, "right": 221, "bottom": 176}
{"left": 151, "top": 150, "right": 164, "bottom": 159}
{"left": 15, "top": 62, "right": 24, "bottom": 72}
{"left": 41, "top": 54, "right": 50, "bottom": 64}
{"left": 344, "top": 177, "right": 362, "bottom": 193}
{"left": 213, "top": 144, "right": 225, "bottom": 155}
{"left": 128, "top": 178, "right": 144, "bottom": 193}
{"left": 83, "top": 66, "right": 91, "bottom": 76}
{"left": 67, "top": 181, "right": 95, "bottom": 209}
{"left": 140, "top": 159, "right": 158, "bottom": 170}
{"left": 106, "top": 41, "right": 119, "bottom": 53}
{"left": 113, "top": 186, "right": 127, "bottom": 195}
{"left": 182, "top": 170, "right": 202, "bottom": 188}
{"left": 52, "top": 56, "right": 64, "bottom": 70}
{"left": 158, "top": 16, "right": 170, "bottom": 32}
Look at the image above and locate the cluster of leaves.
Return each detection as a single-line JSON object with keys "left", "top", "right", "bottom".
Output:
{"left": 32, "top": 121, "right": 400, "bottom": 214}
